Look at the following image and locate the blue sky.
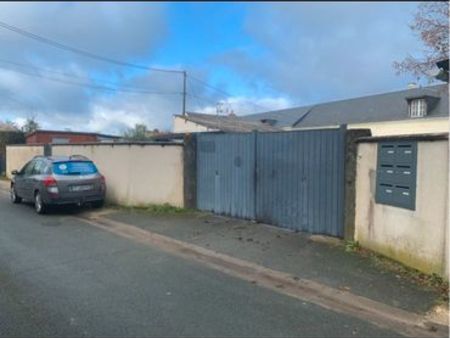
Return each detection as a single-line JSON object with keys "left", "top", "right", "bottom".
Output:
{"left": 155, "top": 3, "right": 251, "bottom": 66}
{"left": 0, "top": 2, "right": 437, "bottom": 133}
{"left": 152, "top": 2, "right": 267, "bottom": 98}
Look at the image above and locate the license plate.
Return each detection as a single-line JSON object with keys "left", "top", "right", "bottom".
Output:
{"left": 70, "top": 184, "right": 94, "bottom": 192}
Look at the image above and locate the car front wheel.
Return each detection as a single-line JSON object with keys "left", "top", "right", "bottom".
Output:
{"left": 34, "top": 192, "right": 47, "bottom": 214}
{"left": 10, "top": 185, "right": 22, "bottom": 204}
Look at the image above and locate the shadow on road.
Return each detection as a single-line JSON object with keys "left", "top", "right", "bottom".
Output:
{"left": 20, "top": 201, "right": 99, "bottom": 217}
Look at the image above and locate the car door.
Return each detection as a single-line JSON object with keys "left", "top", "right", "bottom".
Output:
{"left": 22, "top": 160, "right": 40, "bottom": 201}
{"left": 24, "top": 160, "right": 44, "bottom": 200}
{"left": 14, "top": 160, "right": 34, "bottom": 198}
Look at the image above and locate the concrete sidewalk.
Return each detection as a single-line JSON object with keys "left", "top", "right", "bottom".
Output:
{"left": 101, "top": 207, "right": 446, "bottom": 316}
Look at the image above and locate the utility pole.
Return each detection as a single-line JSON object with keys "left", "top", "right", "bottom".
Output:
{"left": 182, "top": 71, "right": 187, "bottom": 116}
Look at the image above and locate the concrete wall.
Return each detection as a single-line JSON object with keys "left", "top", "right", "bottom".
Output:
{"left": 173, "top": 116, "right": 216, "bottom": 133}
{"left": 349, "top": 117, "right": 449, "bottom": 136}
{"left": 6, "top": 145, "right": 45, "bottom": 178}
{"left": 289, "top": 118, "right": 449, "bottom": 136}
{"left": 355, "top": 139, "right": 449, "bottom": 277}
{"left": 52, "top": 143, "right": 184, "bottom": 207}
{"left": 0, "top": 131, "right": 26, "bottom": 175}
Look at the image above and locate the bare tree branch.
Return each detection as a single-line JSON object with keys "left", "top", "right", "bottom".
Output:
{"left": 394, "top": 2, "right": 449, "bottom": 79}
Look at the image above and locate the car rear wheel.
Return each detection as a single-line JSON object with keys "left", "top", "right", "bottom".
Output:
{"left": 10, "top": 185, "right": 22, "bottom": 204}
{"left": 34, "top": 192, "right": 47, "bottom": 215}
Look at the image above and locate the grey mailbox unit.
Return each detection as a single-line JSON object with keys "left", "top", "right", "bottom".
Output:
{"left": 375, "top": 141, "right": 417, "bottom": 210}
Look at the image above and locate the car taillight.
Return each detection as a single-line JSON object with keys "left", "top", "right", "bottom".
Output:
{"left": 100, "top": 175, "right": 106, "bottom": 184}
{"left": 43, "top": 176, "right": 57, "bottom": 187}
{"left": 43, "top": 176, "right": 59, "bottom": 195}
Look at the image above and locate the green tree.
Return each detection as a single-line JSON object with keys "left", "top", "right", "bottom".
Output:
{"left": 123, "top": 123, "right": 153, "bottom": 141}
{"left": 21, "top": 116, "right": 40, "bottom": 134}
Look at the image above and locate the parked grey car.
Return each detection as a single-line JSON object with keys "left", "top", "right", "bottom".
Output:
{"left": 10, "top": 155, "right": 106, "bottom": 214}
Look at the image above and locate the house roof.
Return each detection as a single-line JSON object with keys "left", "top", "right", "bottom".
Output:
{"left": 175, "top": 112, "right": 280, "bottom": 132}
{"left": 0, "top": 122, "right": 19, "bottom": 132}
{"left": 242, "top": 84, "right": 449, "bottom": 129}
{"left": 26, "top": 129, "right": 120, "bottom": 139}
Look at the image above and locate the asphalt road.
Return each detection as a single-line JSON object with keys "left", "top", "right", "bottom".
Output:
{"left": 0, "top": 190, "right": 401, "bottom": 337}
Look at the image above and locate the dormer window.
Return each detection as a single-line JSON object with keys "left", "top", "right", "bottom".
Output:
{"left": 408, "top": 98, "right": 427, "bottom": 118}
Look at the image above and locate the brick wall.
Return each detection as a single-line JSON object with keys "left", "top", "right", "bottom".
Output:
{"left": 26, "top": 132, "right": 99, "bottom": 144}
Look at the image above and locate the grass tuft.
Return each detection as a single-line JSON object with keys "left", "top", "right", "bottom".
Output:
{"left": 118, "top": 203, "right": 190, "bottom": 215}
{"left": 144, "top": 203, "right": 188, "bottom": 214}
{"left": 344, "top": 240, "right": 360, "bottom": 252}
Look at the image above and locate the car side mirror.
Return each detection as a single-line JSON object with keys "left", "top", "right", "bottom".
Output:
{"left": 11, "top": 170, "right": 19, "bottom": 176}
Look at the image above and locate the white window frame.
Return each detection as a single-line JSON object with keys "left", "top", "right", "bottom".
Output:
{"left": 408, "top": 98, "right": 427, "bottom": 118}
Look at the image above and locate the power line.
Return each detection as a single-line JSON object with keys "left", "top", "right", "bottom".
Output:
{"left": 0, "top": 58, "right": 178, "bottom": 94}
{"left": 0, "top": 20, "right": 271, "bottom": 115}
{"left": 188, "top": 78, "right": 223, "bottom": 113}
{"left": 0, "top": 20, "right": 189, "bottom": 113}
{"left": 186, "top": 93, "right": 218, "bottom": 106}
{"left": 0, "top": 21, "right": 190, "bottom": 115}
{"left": 187, "top": 77, "right": 265, "bottom": 115}
{"left": 2, "top": 91, "right": 35, "bottom": 110}
{"left": 187, "top": 77, "right": 236, "bottom": 113}
{"left": 187, "top": 77, "right": 218, "bottom": 110}
{"left": 188, "top": 75, "right": 233, "bottom": 98}
{"left": 188, "top": 75, "right": 269, "bottom": 112}
{"left": 186, "top": 78, "right": 201, "bottom": 111}
{"left": 0, "top": 64, "right": 181, "bottom": 96}
{"left": 0, "top": 20, "right": 184, "bottom": 75}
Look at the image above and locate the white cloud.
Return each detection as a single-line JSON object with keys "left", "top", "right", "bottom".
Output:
{"left": 85, "top": 106, "right": 147, "bottom": 134}
{"left": 0, "top": 2, "right": 431, "bottom": 135}
{"left": 12, "top": 116, "right": 26, "bottom": 128}
{"left": 216, "top": 2, "right": 424, "bottom": 105}
{"left": 196, "top": 96, "right": 292, "bottom": 116}
{"left": 0, "top": 2, "right": 168, "bottom": 69}
{"left": 0, "top": 2, "right": 174, "bottom": 134}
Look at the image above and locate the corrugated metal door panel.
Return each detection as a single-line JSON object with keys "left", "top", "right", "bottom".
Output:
{"left": 197, "top": 128, "right": 345, "bottom": 237}
{"left": 197, "top": 133, "right": 256, "bottom": 219}
{"left": 255, "top": 129, "right": 345, "bottom": 237}
{"left": 199, "top": 133, "right": 216, "bottom": 213}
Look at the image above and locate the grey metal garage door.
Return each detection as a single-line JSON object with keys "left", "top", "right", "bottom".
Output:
{"left": 196, "top": 128, "right": 346, "bottom": 237}
{"left": 197, "top": 133, "right": 256, "bottom": 219}
{"left": 256, "top": 129, "right": 345, "bottom": 237}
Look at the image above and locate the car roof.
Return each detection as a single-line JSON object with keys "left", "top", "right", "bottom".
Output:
{"left": 32, "top": 155, "right": 92, "bottom": 163}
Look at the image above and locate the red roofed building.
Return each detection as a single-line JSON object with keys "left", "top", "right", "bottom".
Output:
{"left": 26, "top": 130, "right": 121, "bottom": 144}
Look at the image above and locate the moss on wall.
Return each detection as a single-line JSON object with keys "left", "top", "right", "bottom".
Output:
{"left": 359, "top": 238, "right": 445, "bottom": 278}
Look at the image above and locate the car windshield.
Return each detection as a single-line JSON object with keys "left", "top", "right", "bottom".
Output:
{"left": 52, "top": 161, "right": 98, "bottom": 176}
